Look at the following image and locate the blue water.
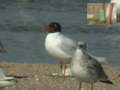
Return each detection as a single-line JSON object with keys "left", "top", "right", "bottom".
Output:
{"left": 0, "top": 0, "right": 120, "bottom": 66}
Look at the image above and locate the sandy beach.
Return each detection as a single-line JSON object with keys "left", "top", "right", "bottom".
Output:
{"left": 0, "top": 62, "right": 119, "bottom": 90}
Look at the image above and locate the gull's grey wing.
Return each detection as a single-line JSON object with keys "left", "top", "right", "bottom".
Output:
{"left": 88, "top": 53, "right": 108, "bottom": 64}
{"left": 86, "top": 54, "right": 108, "bottom": 80}
{"left": 59, "top": 34, "right": 77, "bottom": 56}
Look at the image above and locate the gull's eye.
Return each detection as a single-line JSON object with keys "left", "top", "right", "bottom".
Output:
{"left": 79, "top": 45, "right": 84, "bottom": 48}
{"left": 54, "top": 24, "right": 58, "bottom": 28}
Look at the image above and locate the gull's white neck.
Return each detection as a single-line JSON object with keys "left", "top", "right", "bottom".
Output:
{"left": 72, "top": 48, "right": 85, "bottom": 63}
{"left": 46, "top": 32, "right": 60, "bottom": 38}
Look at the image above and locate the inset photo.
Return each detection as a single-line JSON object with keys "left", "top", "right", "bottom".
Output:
{"left": 87, "top": 3, "right": 120, "bottom": 25}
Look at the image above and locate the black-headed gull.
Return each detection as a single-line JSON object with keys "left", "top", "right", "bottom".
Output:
{"left": 44, "top": 22, "right": 107, "bottom": 79}
{"left": 70, "top": 41, "right": 112, "bottom": 90}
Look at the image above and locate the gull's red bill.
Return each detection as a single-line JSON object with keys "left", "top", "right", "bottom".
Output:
{"left": 44, "top": 25, "right": 54, "bottom": 32}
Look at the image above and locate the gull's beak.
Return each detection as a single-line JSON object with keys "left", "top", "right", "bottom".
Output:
{"left": 43, "top": 26, "right": 54, "bottom": 33}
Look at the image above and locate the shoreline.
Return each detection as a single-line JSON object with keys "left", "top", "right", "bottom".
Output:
{"left": 0, "top": 61, "right": 119, "bottom": 66}
{"left": 0, "top": 62, "right": 119, "bottom": 90}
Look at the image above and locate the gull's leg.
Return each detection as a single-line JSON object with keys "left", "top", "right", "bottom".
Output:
{"left": 79, "top": 81, "right": 82, "bottom": 90}
{"left": 60, "top": 63, "right": 63, "bottom": 72}
{"left": 105, "top": 84, "right": 107, "bottom": 90}
{"left": 63, "top": 64, "right": 67, "bottom": 80}
{"left": 90, "top": 83, "right": 94, "bottom": 90}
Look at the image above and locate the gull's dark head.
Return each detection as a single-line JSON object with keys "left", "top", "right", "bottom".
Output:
{"left": 77, "top": 41, "right": 87, "bottom": 50}
{"left": 44, "top": 22, "right": 61, "bottom": 33}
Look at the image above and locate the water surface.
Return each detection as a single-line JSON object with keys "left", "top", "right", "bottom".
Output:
{"left": 0, "top": 0, "right": 120, "bottom": 66}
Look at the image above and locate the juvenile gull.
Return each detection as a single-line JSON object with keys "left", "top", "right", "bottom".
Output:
{"left": 44, "top": 22, "right": 108, "bottom": 79}
{"left": 70, "top": 41, "right": 112, "bottom": 90}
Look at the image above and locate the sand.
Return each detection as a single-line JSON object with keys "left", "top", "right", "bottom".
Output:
{"left": 0, "top": 62, "right": 120, "bottom": 90}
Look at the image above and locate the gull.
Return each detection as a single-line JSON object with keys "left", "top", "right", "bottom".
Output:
{"left": 0, "top": 41, "right": 15, "bottom": 89}
{"left": 0, "top": 68, "right": 17, "bottom": 89}
{"left": 70, "top": 41, "right": 113, "bottom": 90}
{"left": 0, "top": 68, "right": 28, "bottom": 90}
{"left": 44, "top": 22, "right": 108, "bottom": 79}
{"left": 0, "top": 41, "right": 27, "bottom": 89}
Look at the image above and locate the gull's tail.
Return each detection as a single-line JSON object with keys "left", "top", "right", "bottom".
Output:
{"left": 7, "top": 75, "right": 28, "bottom": 79}
{"left": 101, "top": 80, "right": 113, "bottom": 85}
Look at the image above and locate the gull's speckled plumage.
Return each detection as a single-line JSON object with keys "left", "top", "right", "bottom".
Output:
{"left": 70, "top": 41, "right": 112, "bottom": 90}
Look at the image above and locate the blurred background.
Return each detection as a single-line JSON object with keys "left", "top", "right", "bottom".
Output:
{"left": 87, "top": 3, "right": 120, "bottom": 25}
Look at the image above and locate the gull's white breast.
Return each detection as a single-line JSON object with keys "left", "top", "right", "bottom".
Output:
{"left": 45, "top": 32, "right": 76, "bottom": 63}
